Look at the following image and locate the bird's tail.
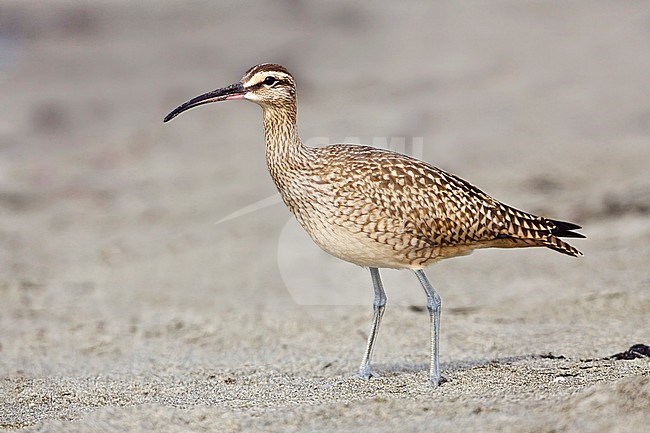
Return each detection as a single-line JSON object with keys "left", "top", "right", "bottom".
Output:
{"left": 495, "top": 205, "right": 585, "bottom": 257}
{"left": 548, "top": 219, "right": 585, "bottom": 239}
{"left": 544, "top": 234, "right": 584, "bottom": 257}
{"left": 543, "top": 218, "right": 584, "bottom": 257}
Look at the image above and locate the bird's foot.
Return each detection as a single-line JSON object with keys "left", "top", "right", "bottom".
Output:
{"left": 358, "top": 364, "right": 379, "bottom": 380}
{"left": 428, "top": 374, "right": 448, "bottom": 387}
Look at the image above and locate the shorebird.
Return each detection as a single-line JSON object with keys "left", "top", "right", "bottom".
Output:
{"left": 164, "top": 63, "right": 584, "bottom": 385}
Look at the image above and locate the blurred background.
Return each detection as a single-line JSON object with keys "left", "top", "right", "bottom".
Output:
{"left": 1, "top": 0, "right": 648, "bottom": 381}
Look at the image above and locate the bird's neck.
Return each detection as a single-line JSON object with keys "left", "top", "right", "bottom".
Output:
{"left": 262, "top": 106, "right": 308, "bottom": 178}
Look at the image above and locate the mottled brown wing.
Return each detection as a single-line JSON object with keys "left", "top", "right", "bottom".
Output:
{"left": 323, "top": 145, "right": 503, "bottom": 247}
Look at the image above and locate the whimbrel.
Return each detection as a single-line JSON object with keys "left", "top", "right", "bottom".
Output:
{"left": 164, "top": 63, "right": 584, "bottom": 385}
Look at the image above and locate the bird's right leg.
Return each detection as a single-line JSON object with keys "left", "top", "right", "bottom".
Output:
{"left": 414, "top": 269, "right": 442, "bottom": 386}
{"left": 358, "top": 267, "right": 387, "bottom": 379}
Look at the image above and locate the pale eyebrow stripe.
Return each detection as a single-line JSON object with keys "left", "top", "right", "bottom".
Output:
{"left": 244, "top": 73, "right": 291, "bottom": 88}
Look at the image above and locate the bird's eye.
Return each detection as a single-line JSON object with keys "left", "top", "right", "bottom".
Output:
{"left": 263, "top": 76, "right": 277, "bottom": 86}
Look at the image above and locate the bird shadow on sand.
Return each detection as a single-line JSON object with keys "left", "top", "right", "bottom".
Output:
{"left": 372, "top": 343, "right": 649, "bottom": 379}
{"left": 375, "top": 354, "right": 538, "bottom": 379}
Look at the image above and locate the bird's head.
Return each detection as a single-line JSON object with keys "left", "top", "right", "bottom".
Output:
{"left": 164, "top": 63, "right": 296, "bottom": 123}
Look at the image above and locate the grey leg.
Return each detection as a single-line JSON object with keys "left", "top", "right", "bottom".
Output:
{"left": 413, "top": 269, "right": 442, "bottom": 386}
{"left": 358, "top": 267, "right": 387, "bottom": 379}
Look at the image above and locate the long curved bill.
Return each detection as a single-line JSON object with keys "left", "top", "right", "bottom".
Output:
{"left": 163, "top": 82, "right": 245, "bottom": 123}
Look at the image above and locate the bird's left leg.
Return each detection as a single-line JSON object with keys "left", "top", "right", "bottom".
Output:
{"left": 413, "top": 269, "right": 442, "bottom": 386}
{"left": 358, "top": 267, "right": 387, "bottom": 379}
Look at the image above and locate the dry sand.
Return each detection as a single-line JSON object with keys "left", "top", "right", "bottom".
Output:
{"left": 1, "top": 1, "right": 649, "bottom": 431}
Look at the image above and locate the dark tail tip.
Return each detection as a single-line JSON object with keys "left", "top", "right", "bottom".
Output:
{"left": 549, "top": 219, "right": 586, "bottom": 239}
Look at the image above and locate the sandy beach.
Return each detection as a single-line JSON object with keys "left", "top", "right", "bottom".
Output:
{"left": 1, "top": 1, "right": 649, "bottom": 431}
